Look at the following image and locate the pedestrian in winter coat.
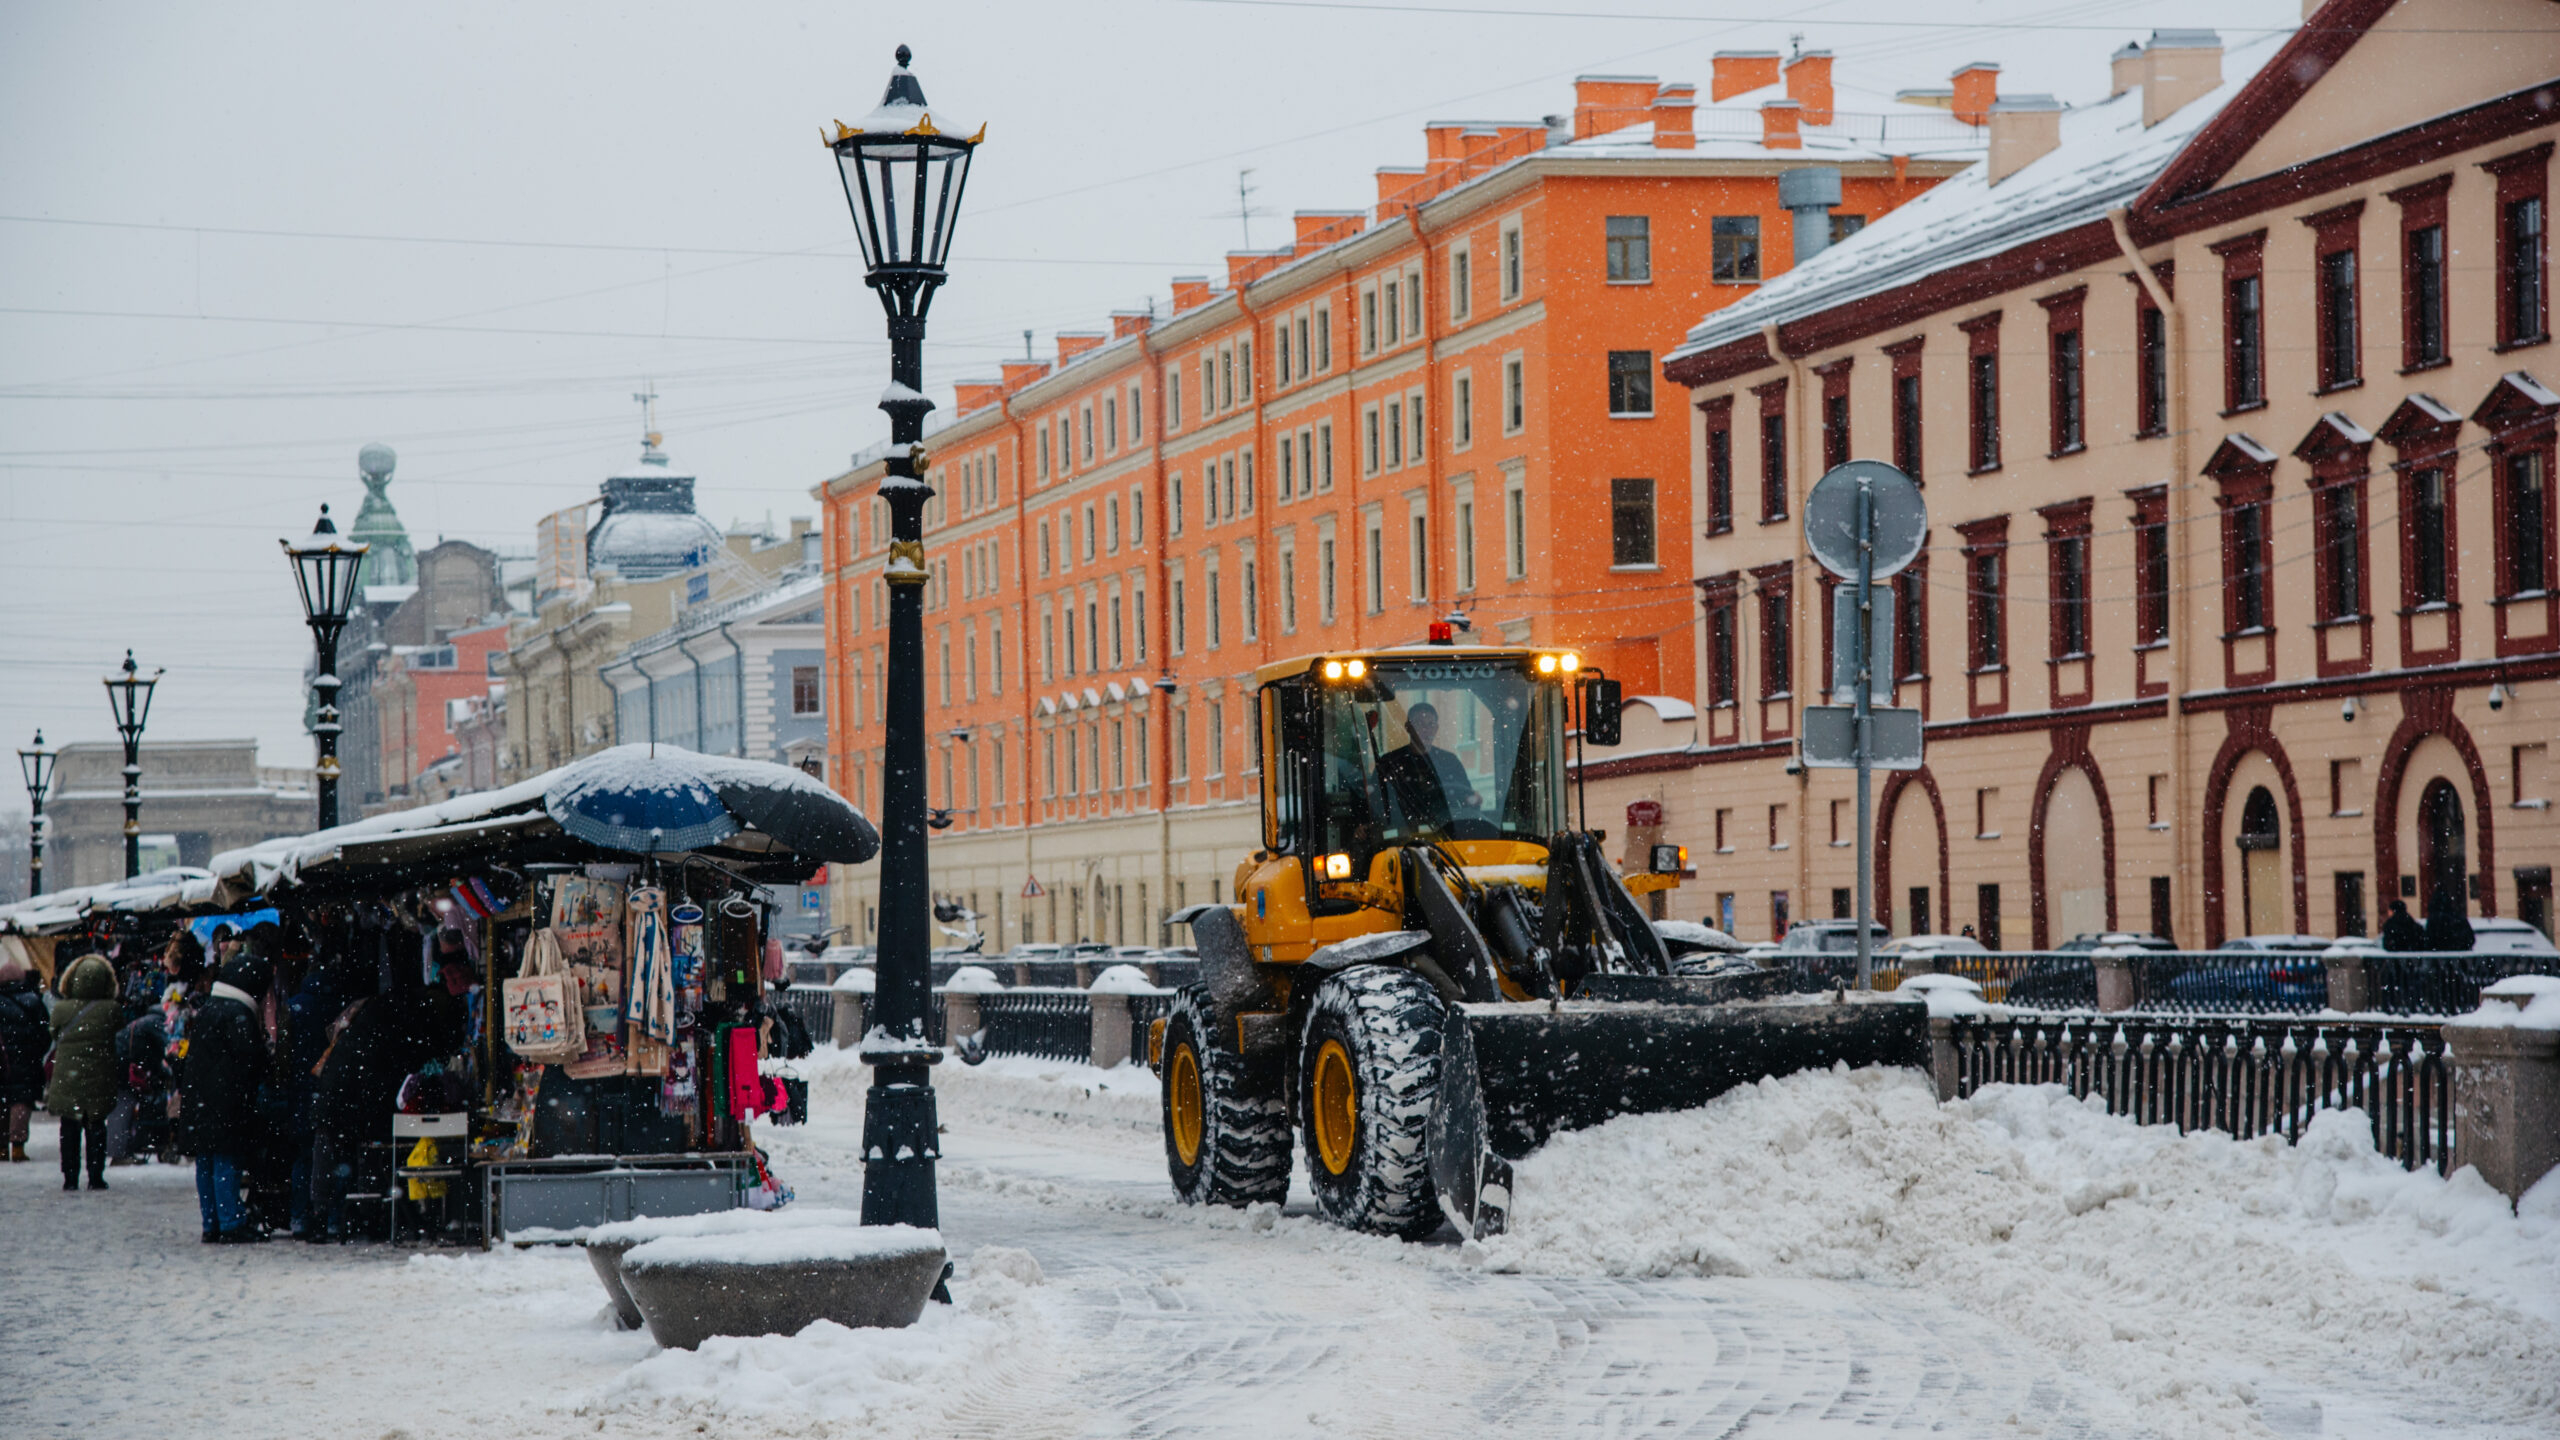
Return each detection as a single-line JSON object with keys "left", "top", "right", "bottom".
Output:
{"left": 46, "top": 954, "right": 122, "bottom": 1191}
{"left": 0, "top": 956, "right": 51, "bottom": 1162}
{"left": 180, "top": 953, "right": 273, "bottom": 1242}
{"left": 2379, "top": 900, "right": 2426, "bottom": 952}
{"left": 307, "top": 961, "right": 466, "bottom": 1240}
{"left": 2423, "top": 890, "right": 2475, "bottom": 953}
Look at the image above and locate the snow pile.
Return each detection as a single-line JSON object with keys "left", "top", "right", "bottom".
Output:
{"left": 830, "top": 965, "right": 876, "bottom": 994}
{"left": 1478, "top": 1065, "right": 2560, "bottom": 1434}
{"left": 587, "top": 1205, "right": 859, "bottom": 1248}
{"left": 622, "top": 1223, "right": 941, "bottom": 1270}
{"left": 1088, "top": 963, "right": 1163, "bottom": 994}
{"left": 589, "top": 1244, "right": 1053, "bottom": 1429}
{"left": 941, "top": 964, "right": 1005, "bottom": 992}
{"left": 1896, "top": 971, "right": 1991, "bottom": 1017}
{"left": 2452, "top": 974, "right": 2560, "bottom": 1030}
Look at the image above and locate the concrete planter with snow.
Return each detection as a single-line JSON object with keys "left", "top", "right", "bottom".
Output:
{"left": 617, "top": 1224, "right": 947, "bottom": 1350}
{"left": 580, "top": 1207, "right": 861, "bottom": 1331}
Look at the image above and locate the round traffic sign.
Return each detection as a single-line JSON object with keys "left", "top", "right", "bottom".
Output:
{"left": 1804, "top": 461, "right": 1927, "bottom": 580}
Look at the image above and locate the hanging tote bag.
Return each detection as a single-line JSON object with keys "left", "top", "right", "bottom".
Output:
{"left": 502, "top": 927, "right": 586, "bottom": 1063}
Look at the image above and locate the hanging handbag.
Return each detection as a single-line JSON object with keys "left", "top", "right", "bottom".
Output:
{"left": 502, "top": 928, "right": 586, "bottom": 1063}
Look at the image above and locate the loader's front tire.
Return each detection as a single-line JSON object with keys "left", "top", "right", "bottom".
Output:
{"left": 1300, "top": 966, "right": 1446, "bottom": 1238}
{"left": 1162, "top": 988, "right": 1291, "bottom": 1207}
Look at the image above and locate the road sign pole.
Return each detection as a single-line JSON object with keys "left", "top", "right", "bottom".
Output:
{"left": 1854, "top": 477, "right": 1876, "bottom": 990}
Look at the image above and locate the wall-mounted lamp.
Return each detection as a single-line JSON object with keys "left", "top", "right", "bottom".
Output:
{"left": 2488, "top": 683, "right": 2509, "bottom": 712}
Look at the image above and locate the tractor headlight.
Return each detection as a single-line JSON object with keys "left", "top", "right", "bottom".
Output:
{"left": 1650, "top": 844, "right": 1687, "bottom": 875}
{"left": 1323, "top": 659, "right": 1344, "bottom": 680}
{"left": 1536, "top": 654, "right": 1559, "bottom": 675}
{"left": 1560, "top": 652, "right": 1580, "bottom": 673}
{"left": 1323, "top": 852, "right": 1354, "bottom": 880}
{"left": 1345, "top": 658, "right": 1366, "bottom": 678}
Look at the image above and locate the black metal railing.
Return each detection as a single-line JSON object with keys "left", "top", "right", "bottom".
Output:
{"left": 968, "top": 989, "right": 1093, "bottom": 1062}
{"left": 2364, "top": 951, "right": 2554, "bottom": 1015}
{"left": 1926, "top": 953, "right": 2098, "bottom": 1008}
{"left": 772, "top": 985, "right": 837, "bottom": 1045}
{"left": 1943, "top": 1012, "right": 2456, "bottom": 1174}
{"left": 2125, "top": 952, "right": 2330, "bottom": 1013}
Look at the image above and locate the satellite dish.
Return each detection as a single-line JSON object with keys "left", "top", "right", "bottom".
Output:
{"left": 1804, "top": 461, "right": 1926, "bottom": 580}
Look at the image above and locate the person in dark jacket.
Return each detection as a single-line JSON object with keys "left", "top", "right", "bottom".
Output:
{"left": 2379, "top": 900, "right": 2427, "bottom": 952}
{"left": 0, "top": 955, "right": 50, "bottom": 1162}
{"left": 47, "top": 954, "right": 122, "bottom": 1191}
{"left": 180, "top": 953, "right": 272, "bottom": 1241}
{"left": 279, "top": 959, "right": 341, "bottom": 1240}
{"left": 2423, "top": 889, "right": 2476, "bottom": 953}
{"left": 308, "top": 954, "right": 466, "bottom": 1240}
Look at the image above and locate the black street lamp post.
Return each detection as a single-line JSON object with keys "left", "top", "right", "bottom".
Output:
{"left": 281, "top": 503, "right": 370, "bottom": 830}
{"left": 826, "top": 45, "right": 981, "bottom": 1232}
{"left": 102, "top": 652, "right": 161, "bottom": 880}
{"left": 17, "top": 730, "right": 55, "bottom": 898}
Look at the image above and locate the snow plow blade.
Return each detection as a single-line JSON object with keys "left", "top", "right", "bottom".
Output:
{"left": 1429, "top": 987, "right": 1930, "bottom": 1237}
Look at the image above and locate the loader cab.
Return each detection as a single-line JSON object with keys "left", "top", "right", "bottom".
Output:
{"left": 1260, "top": 649, "right": 1574, "bottom": 904}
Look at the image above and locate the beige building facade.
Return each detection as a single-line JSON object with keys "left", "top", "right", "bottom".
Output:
{"left": 1631, "top": 2, "right": 2559, "bottom": 949}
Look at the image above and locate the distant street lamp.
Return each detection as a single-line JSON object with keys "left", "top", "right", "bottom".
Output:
{"left": 17, "top": 730, "right": 55, "bottom": 897}
{"left": 102, "top": 652, "right": 161, "bottom": 880}
{"left": 281, "top": 502, "right": 370, "bottom": 829}
{"left": 825, "top": 44, "right": 981, "bottom": 1233}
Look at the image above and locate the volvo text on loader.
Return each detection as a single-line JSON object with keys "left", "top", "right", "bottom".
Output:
{"left": 1152, "top": 637, "right": 1927, "bottom": 1239}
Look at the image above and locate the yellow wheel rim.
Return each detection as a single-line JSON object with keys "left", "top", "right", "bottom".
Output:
{"left": 1312, "top": 1038, "right": 1358, "bottom": 1176}
{"left": 1168, "top": 1044, "right": 1205, "bottom": 1167}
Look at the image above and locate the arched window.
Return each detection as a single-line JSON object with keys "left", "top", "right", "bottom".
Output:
{"left": 2418, "top": 777, "right": 2467, "bottom": 916}
{"left": 2237, "top": 785, "right": 2283, "bottom": 937}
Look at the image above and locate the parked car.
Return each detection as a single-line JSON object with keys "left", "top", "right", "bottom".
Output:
{"left": 1880, "top": 933, "right": 1988, "bottom": 958}
{"left": 2467, "top": 917, "right": 2560, "bottom": 956}
{"left": 1777, "top": 920, "right": 1891, "bottom": 954}
{"left": 2217, "top": 934, "right": 2334, "bottom": 954}
{"left": 2055, "top": 931, "right": 2177, "bottom": 952}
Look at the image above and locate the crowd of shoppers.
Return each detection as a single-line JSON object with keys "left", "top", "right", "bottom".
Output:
{"left": 0, "top": 923, "right": 470, "bottom": 1245}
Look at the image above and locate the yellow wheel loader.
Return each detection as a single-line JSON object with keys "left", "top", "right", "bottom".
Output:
{"left": 1153, "top": 639, "right": 1927, "bottom": 1239}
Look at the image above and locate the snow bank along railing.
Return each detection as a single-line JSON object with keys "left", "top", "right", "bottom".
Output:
{"left": 1941, "top": 1012, "right": 2456, "bottom": 1174}
{"left": 829, "top": 980, "right": 1175, "bottom": 1069}
{"left": 1794, "top": 949, "right": 2548, "bottom": 1017}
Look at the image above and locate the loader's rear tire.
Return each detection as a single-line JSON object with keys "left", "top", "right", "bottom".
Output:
{"left": 1299, "top": 966, "right": 1446, "bottom": 1238}
{"left": 1161, "top": 988, "right": 1290, "bottom": 1207}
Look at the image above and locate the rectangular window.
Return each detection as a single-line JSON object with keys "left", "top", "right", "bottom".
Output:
{"left": 1504, "top": 358, "right": 1525, "bottom": 433}
{"left": 1407, "top": 268, "right": 1422, "bottom": 338}
{"left": 1387, "top": 398, "right": 1403, "bottom": 467}
{"left": 1318, "top": 422, "right": 1335, "bottom": 490}
{"left": 2219, "top": 231, "right": 2268, "bottom": 409}
{"left": 1608, "top": 350, "right": 1653, "bottom": 416}
{"left": 1759, "top": 579, "right": 1792, "bottom": 698}
{"left": 1611, "top": 479, "right": 1656, "bottom": 567}
{"left": 1501, "top": 221, "right": 1522, "bottom": 299}
{"left": 2503, "top": 449, "right": 2550, "bottom": 599}
{"left": 1364, "top": 407, "right": 1382, "bottom": 475}
{"left": 1408, "top": 393, "right": 1424, "bottom": 464}
{"left": 1454, "top": 373, "right": 1473, "bottom": 449}
{"left": 1242, "top": 553, "right": 1259, "bottom": 642}
{"left": 2411, "top": 464, "right": 2451, "bottom": 605}
{"left": 1208, "top": 700, "right": 1225, "bottom": 776}
{"left": 1241, "top": 450, "right": 1256, "bottom": 515}
{"left": 1365, "top": 515, "right": 1385, "bottom": 614}
{"left": 1968, "top": 545, "right": 2004, "bottom": 670}
{"left": 2316, "top": 480, "right": 2364, "bottom": 621}
{"left": 2054, "top": 328, "right": 2084, "bottom": 453}
{"left": 1383, "top": 278, "right": 1400, "bottom": 347}
{"left": 791, "top": 665, "right": 821, "bottom": 715}
{"left": 1037, "top": 426, "right": 1051, "bottom": 479}
{"left": 1170, "top": 575, "right": 1186, "bottom": 655}
{"left": 1506, "top": 479, "right": 1527, "bottom": 579}
{"left": 1821, "top": 390, "right": 1849, "bottom": 472}
{"left": 1201, "top": 356, "right": 1215, "bottom": 419}
{"left": 2491, "top": 144, "right": 2550, "bottom": 347}
{"left": 1282, "top": 547, "right": 1298, "bottom": 630}
{"left": 1296, "top": 314, "right": 1311, "bottom": 379}
{"left": 1167, "top": 370, "right": 1182, "bottom": 431}
{"left": 1711, "top": 216, "right": 1760, "bottom": 283}
{"left": 2392, "top": 175, "right": 2452, "bottom": 371}
{"left": 2047, "top": 515, "right": 2090, "bottom": 658}
{"left": 1320, "top": 533, "right": 1338, "bottom": 622}
{"left": 1275, "top": 325, "right": 1290, "bottom": 388}
{"left": 1363, "top": 288, "right": 1379, "bottom": 354}
{"left": 1757, "top": 386, "right": 1788, "bottom": 523}
{"left": 1132, "top": 586, "right": 1145, "bottom": 660}
{"left": 1705, "top": 586, "right": 1738, "bottom": 708}
{"left": 1892, "top": 564, "right": 1927, "bottom": 681}
{"left": 1605, "top": 215, "right": 1651, "bottom": 282}
{"left": 992, "top": 619, "right": 1003, "bottom": 694}
{"left": 1455, "top": 497, "right": 1475, "bottom": 591}
{"left": 1964, "top": 316, "right": 2002, "bottom": 472}
{"left": 1172, "top": 709, "right": 1189, "bottom": 780}
{"left": 2336, "top": 871, "right": 2368, "bottom": 938}
{"left": 2229, "top": 499, "right": 2270, "bottom": 631}
{"left": 2318, "top": 246, "right": 2361, "bottom": 390}
{"left": 1316, "top": 305, "right": 1332, "bottom": 370}
{"left": 1976, "top": 884, "right": 2001, "bottom": 950}
{"left": 1279, "top": 434, "right": 1295, "bottom": 500}
{"left": 1223, "top": 346, "right": 1237, "bottom": 409}
{"left": 1892, "top": 372, "right": 1922, "bottom": 477}
{"left": 1130, "top": 384, "right": 1143, "bottom": 441}
{"left": 2134, "top": 490, "right": 2170, "bottom": 646}
{"left": 1451, "top": 247, "right": 1471, "bottom": 321}
{"left": 1409, "top": 511, "right": 1428, "bottom": 603}
{"left": 1706, "top": 404, "right": 1734, "bottom": 535}
{"left": 1206, "top": 562, "right": 1222, "bottom": 648}
{"left": 2137, "top": 300, "right": 2169, "bottom": 436}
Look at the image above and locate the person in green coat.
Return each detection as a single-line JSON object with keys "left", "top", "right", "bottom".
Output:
{"left": 46, "top": 953, "right": 121, "bottom": 1192}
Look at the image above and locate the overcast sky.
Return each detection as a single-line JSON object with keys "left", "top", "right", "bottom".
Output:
{"left": 0, "top": 0, "right": 2304, "bottom": 816}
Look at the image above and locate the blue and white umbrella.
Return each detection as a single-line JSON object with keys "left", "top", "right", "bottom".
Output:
{"left": 542, "top": 752, "right": 741, "bottom": 853}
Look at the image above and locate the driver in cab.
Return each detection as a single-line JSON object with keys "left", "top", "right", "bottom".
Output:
{"left": 1375, "top": 702, "right": 1476, "bottom": 833}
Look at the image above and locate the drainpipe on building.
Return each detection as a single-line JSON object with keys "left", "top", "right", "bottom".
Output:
{"left": 676, "top": 630, "right": 715, "bottom": 753}
{"left": 2110, "top": 206, "right": 2189, "bottom": 946}
{"left": 1000, "top": 390, "right": 1039, "bottom": 944}
{"left": 1406, "top": 205, "right": 1448, "bottom": 629}
{"left": 1137, "top": 325, "right": 1175, "bottom": 936}
{"left": 716, "top": 621, "right": 745, "bottom": 758}
{"left": 1765, "top": 321, "right": 1816, "bottom": 921}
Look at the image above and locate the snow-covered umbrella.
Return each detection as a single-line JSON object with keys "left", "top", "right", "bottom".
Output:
{"left": 542, "top": 753, "right": 741, "bottom": 853}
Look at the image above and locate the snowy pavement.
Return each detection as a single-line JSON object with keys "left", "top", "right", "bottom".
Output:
{"left": 2, "top": 1052, "right": 2553, "bottom": 1439}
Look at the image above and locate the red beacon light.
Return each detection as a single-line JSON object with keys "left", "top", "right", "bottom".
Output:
{"left": 1427, "top": 621, "right": 1455, "bottom": 645}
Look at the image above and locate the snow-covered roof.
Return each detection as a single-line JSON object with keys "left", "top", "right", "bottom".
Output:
{"left": 1666, "top": 30, "right": 2287, "bottom": 369}
{"left": 0, "top": 868, "right": 220, "bottom": 934}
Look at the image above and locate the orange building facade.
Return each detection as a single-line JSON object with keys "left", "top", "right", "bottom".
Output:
{"left": 820, "top": 62, "right": 1977, "bottom": 945}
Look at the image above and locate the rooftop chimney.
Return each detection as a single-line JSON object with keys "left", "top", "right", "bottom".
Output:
{"left": 1783, "top": 51, "right": 1835, "bottom": 126}
{"left": 1572, "top": 74, "right": 1660, "bottom": 140}
{"left": 2110, "top": 41, "right": 2144, "bottom": 100}
{"left": 1376, "top": 166, "right": 1427, "bottom": 213}
{"left": 999, "top": 359, "right": 1051, "bottom": 391}
{"left": 1987, "top": 95, "right": 2064, "bottom": 185}
{"left": 1226, "top": 250, "right": 1291, "bottom": 289}
{"left": 1951, "top": 62, "right": 2001, "bottom": 126}
{"left": 1056, "top": 331, "right": 1105, "bottom": 365}
{"left": 1779, "top": 167, "right": 1843, "bottom": 262}
{"left": 1651, "top": 84, "right": 1696, "bottom": 149}
{"left": 1761, "top": 98, "right": 1804, "bottom": 151}
{"left": 1712, "top": 51, "right": 1782, "bottom": 102}
{"left": 1110, "top": 311, "right": 1153, "bottom": 340}
{"left": 2142, "top": 30, "right": 2222, "bottom": 127}
{"left": 1170, "top": 277, "right": 1215, "bottom": 313}
{"left": 1294, "top": 211, "right": 1365, "bottom": 257}
{"left": 954, "top": 380, "right": 1004, "bottom": 416}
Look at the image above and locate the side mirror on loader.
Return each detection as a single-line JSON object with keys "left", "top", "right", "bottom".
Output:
{"left": 1580, "top": 676, "right": 1623, "bottom": 747}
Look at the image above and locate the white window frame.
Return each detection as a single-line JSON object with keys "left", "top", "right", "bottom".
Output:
{"left": 1504, "top": 463, "right": 1528, "bottom": 580}
{"left": 1452, "top": 476, "right": 1476, "bottom": 593}
{"left": 1450, "top": 243, "right": 1472, "bottom": 322}
{"left": 1317, "top": 516, "right": 1339, "bottom": 624}
{"left": 1362, "top": 505, "right": 1386, "bottom": 615}
{"left": 1503, "top": 352, "right": 1526, "bottom": 435}
{"left": 1407, "top": 495, "right": 1430, "bottom": 605}
{"left": 1500, "top": 216, "right": 1523, "bottom": 301}
{"left": 1453, "top": 370, "right": 1473, "bottom": 451}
